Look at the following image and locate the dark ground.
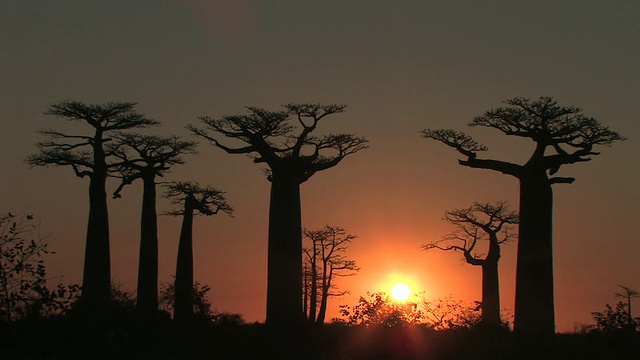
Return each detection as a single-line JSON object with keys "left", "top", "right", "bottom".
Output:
{"left": 2, "top": 318, "right": 639, "bottom": 360}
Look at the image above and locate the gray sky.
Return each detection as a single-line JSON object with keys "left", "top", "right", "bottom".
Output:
{"left": 1, "top": 0, "right": 639, "bottom": 331}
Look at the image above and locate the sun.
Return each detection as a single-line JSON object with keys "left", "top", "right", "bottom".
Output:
{"left": 390, "top": 283, "right": 411, "bottom": 302}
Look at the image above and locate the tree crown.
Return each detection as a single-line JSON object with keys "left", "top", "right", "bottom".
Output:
{"left": 423, "top": 201, "right": 518, "bottom": 264}
{"left": 110, "top": 133, "right": 197, "bottom": 198}
{"left": 470, "top": 97, "right": 624, "bottom": 147}
{"left": 26, "top": 100, "right": 159, "bottom": 178}
{"left": 422, "top": 96, "right": 625, "bottom": 183}
{"left": 163, "top": 181, "right": 233, "bottom": 217}
{"left": 188, "top": 103, "right": 368, "bottom": 182}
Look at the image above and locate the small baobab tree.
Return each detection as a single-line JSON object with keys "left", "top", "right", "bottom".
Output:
{"left": 26, "top": 100, "right": 157, "bottom": 315}
{"left": 188, "top": 104, "right": 368, "bottom": 327}
{"left": 423, "top": 201, "right": 518, "bottom": 327}
{"left": 303, "top": 226, "right": 359, "bottom": 325}
{"left": 110, "top": 133, "right": 197, "bottom": 319}
{"left": 422, "top": 96, "right": 624, "bottom": 336}
{"left": 163, "top": 181, "right": 233, "bottom": 322}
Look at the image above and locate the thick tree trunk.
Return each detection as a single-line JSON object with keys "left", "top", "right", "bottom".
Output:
{"left": 514, "top": 175, "right": 555, "bottom": 336}
{"left": 137, "top": 174, "right": 158, "bottom": 319}
{"left": 481, "top": 262, "right": 501, "bottom": 327}
{"left": 81, "top": 163, "right": 111, "bottom": 315}
{"left": 174, "top": 204, "right": 194, "bottom": 322}
{"left": 265, "top": 174, "right": 304, "bottom": 327}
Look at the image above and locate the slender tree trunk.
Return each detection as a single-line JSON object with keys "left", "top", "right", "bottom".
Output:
{"left": 174, "top": 203, "right": 194, "bottom": 322}
{"left": 265, "top": 174, "right": 304, "bottom": 327}
{"left": 514, "top": 174, "right": 555, "bottom": 336}
{"left": 481, "top": 262, "right": 501, "bottom": 327}
{"left": 309, "top": 242, "right": 318, "bottom": 323}
{"left": 316, "top": 266, "right": 332, "bottom": 325}
{"left": 316, "top": 289, "right": 329, "bottom": 324}
{"left": 137, "top": 174, "right": 158, "bottom": 319}
{"left": 303, "top": 264, "right": 308, "bottom": 319}
{"left": 82, "top": 161, "right": 111, "bottom": 315}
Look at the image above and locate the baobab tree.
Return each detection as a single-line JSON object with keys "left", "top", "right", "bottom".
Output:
{"left": 422, "top": 96, "right": 624, "bottom": 336}
{"left": 110, "top": 133, "right": 197, "bottom": 319}
{"left": 26, "top": 100, "right": 157, "bottom": 315}
{"left": 423, "top": 201, "right": 518, "bottom": 327}
{"left": 163, "top": 181, "right": 233, "bottom": 322}
{"left": 303, "top": 226, "right": 359, "bottom": 325}
{"left": 188, "top": 104, "right": 368, "bottom": 327}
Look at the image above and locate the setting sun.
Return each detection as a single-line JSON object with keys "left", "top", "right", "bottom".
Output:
{"left": 390, "top": 283, "right": 411, "bottom": 302}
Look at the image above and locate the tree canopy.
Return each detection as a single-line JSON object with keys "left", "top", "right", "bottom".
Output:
{"left": 422, "top": 96, "right": 625, "bottom": 183}
{"left": 188, "top": 104, "right": 368, "bottom": 182}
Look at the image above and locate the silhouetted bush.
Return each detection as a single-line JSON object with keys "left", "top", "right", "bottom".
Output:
{"left": 591, "top": 301, "right": 639, "bottom": 334}
{"left": 0, "top": 212, "right": 80, "bottom": 323}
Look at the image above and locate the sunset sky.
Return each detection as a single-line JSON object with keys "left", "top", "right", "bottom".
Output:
{"left": 1, "top": 1, "right": 639, "bottom": 332}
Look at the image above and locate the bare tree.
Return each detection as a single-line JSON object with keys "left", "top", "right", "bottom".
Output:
{"left": 303, "top": 226, "right": 359, "bottom": 325}
{"left": 110, "top": 133, "right": 197, "bottom": 319}
{"left": 188, "top": 104, "right": 368, "bottom": 327}
{"left": 423, "top": 201, "right": 517, "bottom": 327}
{"left": 615, "top": 284, "right": 639, "bottom": 327}
{"left": 26, "top": 100, "right": 158, "bottom": 315}
{"left": 422, "top": 96, "right": 624, "bottom": 336}
{"left": 163, "top": 182, "right": 233, "bottom": 322}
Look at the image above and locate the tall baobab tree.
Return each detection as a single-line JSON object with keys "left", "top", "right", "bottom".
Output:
{"left": 423, "top": 201, "right": 518, "bottom": 327}
{"left": 422, "top": 96, "right": 624, "bottom": 336}
{"left": 26, "top": 100, "right": 158, "bottom": 315}
{"left": 163, "top": 182, "right": 233, "bottom": 322}
{"left": 303, "top": 226, "right": 359, "bottom": 325}
{"left": 110, "top": 133, "right": 197, "bottom": 319}
{"left": 188, "top": 104, "right": 368, "bottom": 327}
{"left": 615, "top": 284, "right": 639, "bottom": 327}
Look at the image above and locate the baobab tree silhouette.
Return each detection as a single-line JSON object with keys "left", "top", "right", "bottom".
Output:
{"left": 110, "top": 133, "right": 197, "bottom": 320}
{"left": 27, "top": 100, "right": 158, "bottom": 317}
{"left": 188, "top": 104, "right": 368, "bottom": 327}
{"left": 163, "top": 181, "right": 233, "bottom": 323}
{"left": 422, "top": 96, "right": 624, "bottom": 336}
{"left": 423, "top": 201, "right": 518, "bottom": 327}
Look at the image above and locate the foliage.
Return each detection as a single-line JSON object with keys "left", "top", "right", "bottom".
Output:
{"left": 159, "top": 279, "right": 244, "bottom": 325}
{"left": 591, "top": 301, "right": 639, "bottom": 334}
{"left": 0, "top": 212, "right": 80, "bottom": 322}
{"left": 109, "top": 282, "right": 137, "bottom": 319}
{"left": 212, "top": 312, "right": 246, "bottom": 327}
{"left": 160, "top": 279, "right": 213, "bottom": 321}
{"left": 420, "top": 295, "right": 483, "bottom": 330}
{"left": 336, "top": 292, "right": 422, "bottom": 327}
